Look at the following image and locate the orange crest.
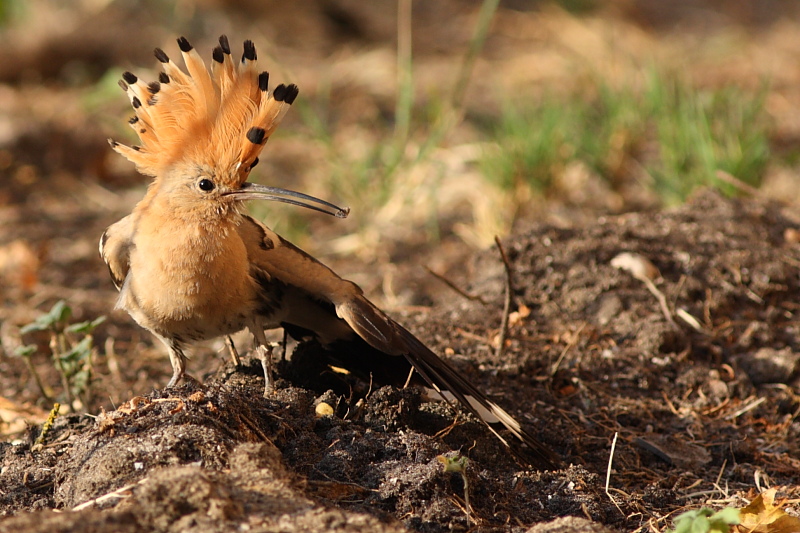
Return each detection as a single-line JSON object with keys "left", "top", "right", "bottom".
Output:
{"left": 109, "top": 35, "right": 298, "bottom": 188}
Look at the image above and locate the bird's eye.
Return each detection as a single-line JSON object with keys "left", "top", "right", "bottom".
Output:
{"left": 198, "top": 178, "right": 215, "bottom": 192}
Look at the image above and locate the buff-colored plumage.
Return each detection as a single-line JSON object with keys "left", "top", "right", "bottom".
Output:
{"left": 100, "top": 36, "right": 559, "bottom": 470}
{"left": 110, "top": 35, "right": 297, "bottom": 188}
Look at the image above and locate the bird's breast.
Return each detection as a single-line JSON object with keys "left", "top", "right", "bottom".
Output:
{"left": 120, "top": 217, "right": 257, "bottom": 340}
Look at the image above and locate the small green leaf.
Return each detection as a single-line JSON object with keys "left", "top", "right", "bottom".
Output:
{"left": 65, "top": 315, "right": 106, "bottom": 334}
{"left": 47, "top": 300, "right": 71, "bottom": 326}
{"left": 59, "top": 337, "right": 93, "bottom": 366}
{"left": 20, "top": 300, "right": 73, "bottom": 334}
{"left": 13, "top": 344, "right": 36, "bottom": 358}
{"left": 437, "top": 454, "right": 469, "bottom": 473}
{"left": 710, "top": 507, "right": 740, "bottom": 525}
{"left": 20, "top": 321, "right": 49, "bottom": 334}
{"left": 691, "top": 514, "right": 709, "bottom": 533}
{"left": 670, "top": 507, "right": 739, "bottom": 533}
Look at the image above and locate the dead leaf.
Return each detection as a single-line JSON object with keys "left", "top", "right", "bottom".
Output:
{"left": 0, "top": 396, "right": 49, "bottom": 437}
{"left": 508, "top": 304, "right": 531, "bottom": 327}
{"left": 0, "top": 239, "right": 40, "bottom": 290}
{"left": 737, "top": 488, "right": 800, "bottom": 533}
{"left": 188, "top": 391, "right": 206, "bottom": 403}
{"left": 117, "top": 396, "right": 150, "bottom": 414}
{"left": 167, "top": 400, "right": 186, "bottom": 415}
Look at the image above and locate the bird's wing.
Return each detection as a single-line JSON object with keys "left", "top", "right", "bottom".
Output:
{"left": 236, "top": 214, "right": 365, "bottom": 305}
{"left": 99, "top": 214, "right": 135, "bottom": 291}
{"left": 235, "top": 215, "right": 360, "bottom": 341}
{"left": 237, "top": 214, "right": 559, "bottom": 469}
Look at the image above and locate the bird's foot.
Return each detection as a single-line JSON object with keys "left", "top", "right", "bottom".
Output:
{"left": 166, "top": 373, "right": 201, "bottom": 390}
{"left": 165, "top": 342, "right": 187, "bottom": 389}
{"left": 166, "top": 369, "right": 183, "bottom": 388}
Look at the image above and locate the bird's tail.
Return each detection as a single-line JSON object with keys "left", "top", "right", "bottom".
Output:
{"left": 337, "top": 295, "right": 560, "bottom": 469}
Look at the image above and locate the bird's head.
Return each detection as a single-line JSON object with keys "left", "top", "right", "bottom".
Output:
{"left": 109, "top": 35, "right": 348, "bottom": 219}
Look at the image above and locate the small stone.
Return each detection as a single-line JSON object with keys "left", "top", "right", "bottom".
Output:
{"left": 315, "top": 402, "right": 334, "bottom": 417}
{"left": 736, "top": 347, "right": 800, "bottom": 386}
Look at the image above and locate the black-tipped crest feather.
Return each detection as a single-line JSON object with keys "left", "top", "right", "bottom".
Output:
{"left": 242, "top": 40, "right": 256, "bottom": 62}
{"left": 272, "top": 84, "right": 287, "bottom": 102}
{"left": 212, "top": 46, "right": 224, "bottom": 63}
{"left": 258, "top": 71, "right": 269, "bottom": 92}
{"left": 177, "top": 36, "right": 193, "bottom": 52}
{"left": 246, "top": 127, "right": 266, "bottom": 145}
{"left": 111, "top": 35, "right": 301, "bottom": 184}
{"left": 219, "top": 34, "right": 231, "bottom": 54}
{"left": 284, "top": 84, "right": 299, "bottom": 104}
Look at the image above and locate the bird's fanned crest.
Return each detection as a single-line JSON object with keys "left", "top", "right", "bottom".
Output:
{"left": 109, "top": 35, "right": 298, "bottom": 188}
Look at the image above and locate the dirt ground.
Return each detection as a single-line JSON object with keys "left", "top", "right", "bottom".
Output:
{"left": 2, "top": 1, "right": 800, "bottom": 532}
{"left": 1, "top": 189, "right": 799, "bottom": 532}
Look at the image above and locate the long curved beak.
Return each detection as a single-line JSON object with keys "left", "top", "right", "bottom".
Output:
{"left": 224, "top": 182, "right": 350, "bottom": 218}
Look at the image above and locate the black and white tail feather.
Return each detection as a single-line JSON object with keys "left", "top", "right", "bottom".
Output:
{"left": 338, "top": 294, "right": 560, "bottom": 469}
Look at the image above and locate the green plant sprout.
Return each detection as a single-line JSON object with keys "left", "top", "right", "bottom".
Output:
{"left": 32, "top": 403, "right": 60, "bottom": 451}
{"left": 14, "top": 300, "right": 105, "bottom": 411}
{"left": 438, "top": 453, "right": 471, "bottom": 527}
{"left": 668, "top": 507, "right": 740, "bottom": 533}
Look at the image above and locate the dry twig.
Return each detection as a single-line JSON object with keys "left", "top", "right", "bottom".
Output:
{"left": 611, "top": 252, "right": 679, "bottom": 331}
{"left": 715, "top": 169, "right": 763, "bottom": 199}
{"left": 425, "top": 266, "right": 488, "bottom": 304}
{"left": 494, "top": 236, "right": 514, "bottom": 359}
{"left": 225, "top": 335, "right": 241, "bottom": 366}
{"left": 550, "top": 323, "right": 586, "bottom": 376}
{"left": 72, "top": 478, "right": 149, "bottom": 511}
{"left": 605, "top": 432, "right": 625, "bottom": 517}
{"left": 725, "top": 396, "right": 767, "bottom": 420}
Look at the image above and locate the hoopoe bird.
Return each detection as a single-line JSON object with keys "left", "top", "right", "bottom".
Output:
{"left": 100, "top": 35, "right": 559, "bottom": 469}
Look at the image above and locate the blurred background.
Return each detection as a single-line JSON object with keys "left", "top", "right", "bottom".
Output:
{"left": 0, "top": 0, "right": 799, "bottom": 415}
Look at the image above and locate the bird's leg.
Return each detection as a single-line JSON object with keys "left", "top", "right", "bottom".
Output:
{"left": 163, "top": 338, "right": 187, "bottom": 388}
{"left": 248, "top": 325, "right": 276, "bottom": 396}
{"left": 256, "top": 344, "right": 275, "bottom": 397}
{"left": 279, "top": 329, "right": 288, "bottom": 362}
{"left": 225, "top": 335, "right": 241, "bottom": 366}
